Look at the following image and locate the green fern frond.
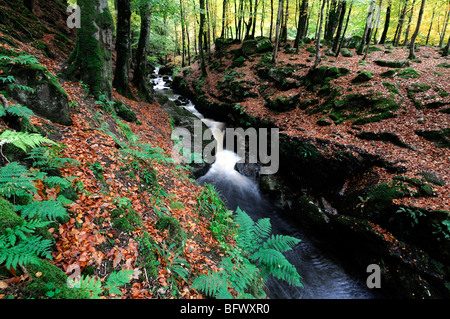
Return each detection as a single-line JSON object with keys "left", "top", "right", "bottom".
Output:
{"left": 254, "top": 218, "right": 272, "bottom": 243}
{"left": 263, "top": 234, "right": 301, "bottom": 253}
{"left": 191, "top": 270, "right": 231, "bottom": 298}
{"left": 15, "top": 200, "right": 68, "bottom": 221}
{"left": 0, "top": 162, "right": 37, "bottom": 199}
{"left": 0, "top": 130, "right": 54, "bottom": 152}
{"left": 104, "top": 269, "right": 135, "bottom": 295}
{"left": 44, "top": 176, "right": 72, "bottom": 189}
{"left": 78, "top": 275, "right": 104, "bottom": 299}
{"left": 4, "top": 104, "right": 34, "bottom": 121}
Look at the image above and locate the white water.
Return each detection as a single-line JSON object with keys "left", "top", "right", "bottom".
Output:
{"left": 151, "top": 69, "right": 380, "bottom": 299}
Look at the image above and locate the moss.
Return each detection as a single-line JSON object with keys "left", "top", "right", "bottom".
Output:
{"left": 356, "top": 131, "right": 409, "bottom": 148}
{"left": 155, "top": 216, "right": 186, "bottom": 248}
{"left": 415, "top": 129, "right": 450, "bottom": 148}
{"left": 0, "top": 197, "right": 24, "bottom": 234}
{"left": 352, "top": 111, "right": 397, "bottom": 125}
{"left": 396, "top": 68, "right": 420, "bottom": 79}
{"left": 136, "top": 231, "right": 158, "bottom": 278}
{"left": 381, "top": 69, "right": 397, "bottom": 78}
{"left": 375, "top": 60, "right": 410, "bottom": 68}
{"left": 112, "top": 208, "right": 142, "bottom": 232}
{"left": 341, "top": 48, "right": 353, "bottom": 57}
{"left": 25, "top": 260, "right": 90, "bottom": 299}
{"left": 351, "top": 71, "right": 373, "bottom": 83}
{"left": 383, "top": 82, "right": 399, "bottom": 94}
{"left": 436, "top": 62, "right": 450, "bottom": 68}
{"left": 113, "top": 101, "right": 138, "bottom": 122}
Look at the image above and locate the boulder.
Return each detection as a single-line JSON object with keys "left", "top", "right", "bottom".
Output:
{"left": 6, "top": 64, "right": 72, "bottom": 125}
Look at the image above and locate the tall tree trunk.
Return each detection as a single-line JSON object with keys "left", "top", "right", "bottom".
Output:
{"left": 394, "top": 0, "right": 409, "bottom": 46}
{"left": 221, "top": 0, "right": 228, "bottom": 37}
{"left": 357, "top": 0, "right": 375, "bottom": 54}
{"left": 379, "top": 0, "right": 391, "bottom": 44}
{"left": 294, "top": 0, "right": 309, "bottom": 48}
{"left": 251, "top": 0, "right": 259, "bottom": 38}
{"left": 439, "top": 8, "right": 450, "bottom": 47}
{"left": 408, "top": 0, "right": 426, "bottom": 59}
{"left": 443, "top": 34, "right": 450, "bottom": 55}
{"left": 335, "top": 0, "right": 352, "bottom": 57}
{"left": 199, "top": 0, "right": 207, "bottom": 76}
{"left": 313, "top": 0, "right": 326, "bottom": 68}
{"left": 403, "top": 0, "right": 416, "bottom": 45}
{"left": 281, "top": 0, "right": 289, "bottom": 42}
{"left": 270, "top": 0, "right": 274, "bottom": 39}
{"left": 133, "top": 1, "right": 152, "bottom": 101}
{"left": 272, "top": 0, "right": 284, "bottom": 62}
{"left": 332, "top": 0, "right": 346, "bottom": 52}
{"left": 113, "top": 0, "right": 134, "bottom": 99}
{"left": 63, "top": 0, "right": 114, "bottom": 100}
{"left": 425, "top": 7, "right": 435, "bottom": 45}
{"left": 372, "top": 0, "right": 382, "bottom": 43}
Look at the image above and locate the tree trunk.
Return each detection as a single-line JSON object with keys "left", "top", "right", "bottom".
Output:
{"left": 357, "top": 0, "right": 375, "bottom": 54}
{"left": 439, "top": 9, "right": 450, "bottom": 47}
{"left": 394, "top": 0, "right": 409, "bottom": 46}
{"left": 272, "top": 0, "right": 284, "bottom": 62}
{"left": 379, "top": 1, "right": 391, "bottom": 44}
{"left": 313, "top": 0, "right": 326, "bottom": 68}
{"left": 443, "top": 34, "right": 450, "bottom": 56}
{"left": 403, "top": 0, "right": 416, "bottom": 45}
{"left": 221, "top": 0, "right": 228, "bottom": 37}
{"left": 372, "top": 0, "right": 382, "bottom": 43}
{"left": 63, "top": 0, "right": 114, "bottom": 100}
{"left": 409, "top": 0, "right": 426, "bottom": 59}
{"left": 281, "top": 0, "right": 289, "bottom": 42}
{"left": 294, "top": 0, "right": 309, "bottom": 48}
{"left": 113, "top": 0, "right": 134, "bottom": 99}
{"left": 425, "top": 7, "right": 435, "bottom": 45}
{"left": 335, "top": 0, "right": 352, "bottom": 57}
{"left": 332, "top": 0, "right": 346, "bottom": 52}
{"left": 133, "top": 1, "right": 152, "bottom": 101}
{"left": 199, "top": 0, "right": 207, "bottom": 76}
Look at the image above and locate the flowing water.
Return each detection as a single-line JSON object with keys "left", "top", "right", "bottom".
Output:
{"left": 151, "top": 69, "right": 380, "bottom": 299}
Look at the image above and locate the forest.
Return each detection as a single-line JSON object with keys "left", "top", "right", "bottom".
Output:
{"left": 0, "top": 0, "right": 449, "bottom": 304}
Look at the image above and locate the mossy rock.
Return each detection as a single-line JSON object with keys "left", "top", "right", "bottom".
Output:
{"left": 351, "top": 71, "right": 374, "bottom": 83}
{"left": 415, "top": 129, "right": 450, "bottom": 148}
{"left": 256, "top": 38, "right": 274, "bottom": 53}
{"left": 303, "top": 65, "right": 347, "bottom": 90}
{"left": 242, "top": 39, "right": 258, "bottom": 56}
{"left": 380, "top": 69, "right": 397, "bottom": 78}
{"left": 4, "top": 63, "right": 72, "bottom": 125}
{"left": 356, "top": 131, "right": 409, "bottom": 148}
{"left": 436, "top": 62, "right": 450, "bottom": 68}
{"left": 306, "top": 45, "right": 316, "bottom": 53}
{"left": 0, "top": 197, "right": 24, "bottom": 234}
{"left": 352, "top": 111, "right": 397, "bottom": 125}
{"left": 341, "top": 48, "right": 353, "bottom": 57}
{"left": 25, "top": 260, "right": 90, "bottom": 299}
{"left": 374, "top": 60, "right": 410, "bottom": 68}
{"left": 408, "top": 83, "right": 431, "bottom": 93}
{"left": 418, "top": 172, "right": 446, "bottom": 187}
{"left": 396, "top": 68, "right": 420, "bottom": 79}
{"left": 113, "top": 101, "right": 138, "bottom": 123}
{"left": 232, "top": 56, "right": 246, "bottom": 67}
{"left": 112, "top": 208, "right": 143, "bottom": 232}
{"left": 155, "top": 216, "right": 186, "bottom": 248}
{"left": 265, "top": 94, "right": 299, "bottom": 112}
{"left": 383, "top": 82, "right": 399, "bottom": 94}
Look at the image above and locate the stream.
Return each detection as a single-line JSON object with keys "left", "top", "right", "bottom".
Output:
{"left": 151, "top": 69, "right": 381, "bottom": 299}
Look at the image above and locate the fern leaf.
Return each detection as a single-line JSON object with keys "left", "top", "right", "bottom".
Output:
{"left": 263, "top": 234, "right": 301, "bottom": 253}
{"left": 254, "top": 218, "right": 272, "bottom": 243}
{"left": 78, "top": 275, "right": 104, "bottom": 299}
{"left": 0, "top": 130, "right": 54, "bottom": 152}
{"left": 15, "top": 201, "right": 68, "bottom": 221}
{"left": 191, "top": 271, "right": 229, "bottom": 298}
{"left": 235, "top": 207, "right": 257, "bottom": 252}
{"left": 0, "top": 235, "right": 53, "bottom": 270}
{"left": 44, "top": 176, "right": 72, "bottom": 189}
{"left": 4, "top": 104, "right": 34, "bottom": 121}
{"left": 104, "top": 269, "right": 135, "bottom": 295}
{"left": 0, "top": 162, "right": 37, "bottom": 199}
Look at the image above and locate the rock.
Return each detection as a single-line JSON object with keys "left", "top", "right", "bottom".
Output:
{"left": 232, "top": 56, "right": 246, "bottom": 67}
{"left": 6, "top": 63, "right": 72, "bottom": 125}
{"left": 351, "top": 71, "right": 373, "bottom": 83}
{"left": 256, "top": 38, "right": 274, "bottom": 53}
{"left": 242, "top": 39, "right": 258, "bottom": 56}
{"left": 265, "top": 94, "right": 299, "bottom": 112}
{"left": 341, "top": 35, "right": 362, "bottom": 49}
{"left": 374, "top": 60, "right": 411, "bottom": 68}
{"left": 341, "top": 48, "right": 353, "bottom": 57}
{"left": 113, "top": 100, "right": 138, "bottom": 123}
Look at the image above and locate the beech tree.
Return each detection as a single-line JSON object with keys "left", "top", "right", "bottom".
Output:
{"left": 62, "top": 0, "right": 114, "bottom": 100}
{"left": 409, "top": 0, "right": 426, "bottom": 59}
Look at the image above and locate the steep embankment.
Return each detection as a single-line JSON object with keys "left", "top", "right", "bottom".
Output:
{"left": 174, "top": 37, "right": 450, "bottom": 298}
{"left": 0, "top": 1, "right": 228, "bottom": 299}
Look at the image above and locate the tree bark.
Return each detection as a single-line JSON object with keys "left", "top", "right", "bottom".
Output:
{"left": 313, "top": 0, "right": 326, "bottom": 68}
{"left": 272, "top": 0, "right": 284, "bottom": 63}
{"left": 199, "top": 0, "right": 207, "bottom": 76}
{"left": 394, "top": 0, "right": 409, "bottom": 46}
{"left": 335, "top": 0, "right": 352, "bottom": 57}
{"left": 62, "top": 0, "right": 114, "bottom": 100}
{"left": 403, "top": 0, "right": 416, "bottom": 45}
{"left": 379, "top": 0, "right": 391, "bottom": 44}
{"left": 443, "top": 34, "right": 450, "bottom": 55}
{"left": 133, "top": 1, "right": 152, "bottom": 101}
{"left": 409, "top": 0, "right": 426, "bottom": 59}
{"left": 294, "top": 0, "right": 309, "bottom": 48}
{"left": 425, "top": 7, "right": 435, "bottom": 45}
{"left": 113, "top": 0, "right": 134, "bottom": 99}
{"left": 357, "top": 0, "right": 375, "bottom": 54}
{"left": 332, "top": 0, "right": 346, "bottom": 52}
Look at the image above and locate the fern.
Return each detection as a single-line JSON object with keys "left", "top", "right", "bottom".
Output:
{"left": 43, "top": 176, "right": 72, "bottom": 189}
{"left": 15, "top": 200, "right": 68, "bottom": 221}
{"left": 0, "top": 130, "right": 54, "bottom": 152}
{"left": 192, "top": 207, "right": 303, "bottom": 299}
{"left": 104, "top": 269, "right": 135, "bottom": 295}
{"left": 8, "top": 84, "right": 35, "bottom": 94}
{"left": 0, "top": 220, "right": 53, "bottom": 270}
{"left": 71, "top": 270, "right": 135, "bottom": 298}
{"left": 0, "top": 162, "right": 37, "bottom": 200}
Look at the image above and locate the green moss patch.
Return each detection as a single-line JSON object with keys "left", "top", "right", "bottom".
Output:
{"left": 396, "top": 68, "right": 420, "bottom": 79}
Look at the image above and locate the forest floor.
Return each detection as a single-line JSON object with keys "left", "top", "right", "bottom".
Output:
{"left": 0, "top": 33, "right": 228, "bottom": 299}
{"left": 185, "top": 41, "right": 450, "bottom": 212}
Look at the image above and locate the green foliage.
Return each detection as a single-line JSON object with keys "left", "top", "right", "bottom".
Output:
{"left": 192, "top": 208, "right": 302, "bottom": 299}
{"left": 26, "top": 146, "right": 80, "bottom": 171}
{"left": 0, "top": 162, "right": 38, "bottom": 201}
{"left": 155, "top": 241, "right": 190, "bottom": 284}
{"left": 15, "top": 201, "right": 68, "bottom": 222}
{"left": 0, "top": 130, "right": 54, "bottom": 153}
{"left": 0, "top": 219, "right": 53, "bottom": 270}
{"left": 395, "top": 207, "right": 425, "bottom": 227}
